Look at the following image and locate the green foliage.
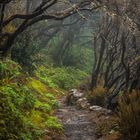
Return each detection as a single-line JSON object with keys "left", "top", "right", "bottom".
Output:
{"left": 45, "top": 116, "right": 63, "bottom": 132}
{"left": 28, "top": 78, "right": 59, "bottom": 109}
{"left": 115, "top": 90, "right": 140, "bottom": 140}
{"left": 62, "top": 46, "right": 93, "bottom": 73}
{"left": 45, "top": 93, "right": 59, "bottom": 108}
{"left": 0, "top": 84, "right": 43, "bottom": 140}
{"left": 28, "top": 78, "right": 48, "bottom": 95}
{"left": 47, "top": 41, "right": 93, "bottom": 73}
{"left": 35, "top": 66, "right": 56, "bottom": 88}
{"left": 40, "top": 103, "right": 52, "bottom": 113}
{"left": 12, "top": 34, "right": 41, "bottom": 73}
{"left": 35, "top": 66, "right": 88, "bottom": 90}
{"left": 0, "top": 60, "right": 62, "bottom": 140}
{"left": 0, "top": 59, "right": 21, "bottom": 82}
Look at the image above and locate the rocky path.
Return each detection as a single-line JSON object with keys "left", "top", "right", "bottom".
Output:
{"left": 56, "top": 97, "right": 97, "bottom": 140}
{"left": 44, "top": 89, "right": 114, "bottom": 140}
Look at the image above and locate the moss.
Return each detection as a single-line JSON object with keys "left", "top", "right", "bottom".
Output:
{"left": 28, "top": 78, "right": 47, "bottom": 95}
{"left": 29, "top": 110, "right": 45, "bottom": 128}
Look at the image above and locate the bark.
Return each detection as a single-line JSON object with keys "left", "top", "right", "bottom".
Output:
{"left": 0, "top": 4, "right": 5, "bottom": 34}
{"left": 91, "top": 36, "right": 106, "bottom": 89}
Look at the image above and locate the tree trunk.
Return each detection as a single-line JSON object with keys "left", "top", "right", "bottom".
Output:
{"left": 91, "top": 37, "right": 106, "bottom": 89}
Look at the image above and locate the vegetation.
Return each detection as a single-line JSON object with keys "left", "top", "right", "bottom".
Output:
{"left": 0, "top": 0, "right": 139, "bottom": 140}
{"left": 0, "top": 60, "right": 62, "bottom": 139}
{"left": 35, "top": 66, "right": 87, "bottom": 90}
{"left": 87, "top": 86, "right": 107, "bottom": 107}
{"left": 116, "top": 90, "right": 140, "bottom": 140}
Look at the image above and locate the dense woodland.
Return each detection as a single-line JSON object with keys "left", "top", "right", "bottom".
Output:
{"left": 0, "top": 0, "right": 140, "bottom": 140}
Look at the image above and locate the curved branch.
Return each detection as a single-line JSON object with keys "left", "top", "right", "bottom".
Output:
{"left": 3, "top": 0, "right": 57, "bottom": 26}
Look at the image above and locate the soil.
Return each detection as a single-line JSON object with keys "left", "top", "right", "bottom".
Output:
{"left": 43, "top": 96, "right": 119, "bottom": 140}
{"left": 55, "top": 97, "right": 97, "bottom": 140}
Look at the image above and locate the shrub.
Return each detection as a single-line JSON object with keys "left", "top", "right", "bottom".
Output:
{"left": 28, "top": 78, "right": 59, "bottom": 110}
{"left": 87, "top": 86, "right": 106, "bottom": 106}
{"left": 62, "top": 46, "right": 93, "bottom": 73}
{"left": 0, "top": 60, "right": 62, "bottom": 139}
{"left": 28, "top": 78, "right": 47, "bottom": 95}
{"left": 35, "top": 66, "right": 56, "bottom": 88}
{"left": 0, "top": 59, "right": 21, "bottom": 84}
{"left": 0, "top": 84, "right": 43, "bottom": 140}
{"left": 35, "top": 66, "right": 87, "bottom": 90}
{"left": 45, "top": 116, "right": 63, "bottom": 132}
{"left": 115, "top": 90, "right": 140, "bottom": 140}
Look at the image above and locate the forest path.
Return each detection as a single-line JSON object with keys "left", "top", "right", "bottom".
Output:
{"left": 56, "top": 97, "right": 97, "bottom": 140}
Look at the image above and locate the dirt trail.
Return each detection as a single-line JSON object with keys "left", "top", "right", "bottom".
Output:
{"left": 56, "top": 97, "right": 97, "bottom": 140}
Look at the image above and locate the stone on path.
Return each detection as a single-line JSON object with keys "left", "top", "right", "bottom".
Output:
{"left": 56, "top": 97, "right": 97, "bottom": 140}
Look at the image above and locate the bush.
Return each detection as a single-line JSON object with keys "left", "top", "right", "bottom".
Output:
{"left": 35, "top": 66, "right": 56, "bottom": 88}
{"left": 87, "top": 86, "right": 106, "bottom": 106}
{"left": 45, "top": 116, "right": 63, "bottom": 132}
{"left": 0, "top": 60, "right": 62, "bottom": 139}
{"left": 62, "top": 46, "right": 93, "bottom": 73}
{"left": 48, "top": 41, "right": 93, "bottom": 73}
{"left": 0, "top": 59, "right": 21, "bottom": 83}
{"left": 0, "top": 84, "right": 43, "bottom": 140}
{"left": 35, "top": 66, "right": 87, "bottom": 90}
{"left": 115, "top": 90, "right": 140, "bottom": 140}
{"left": 28, "top": 78, "right": 48, "bottom": 95}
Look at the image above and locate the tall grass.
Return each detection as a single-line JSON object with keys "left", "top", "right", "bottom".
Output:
{"left": 116, "top": 90, "right": 140, "bottom": 140}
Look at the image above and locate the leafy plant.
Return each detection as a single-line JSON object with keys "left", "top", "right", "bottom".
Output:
{"left": 0, "top": 59, "right": 21, "bottom": 83}
{"left": 28, "top": 78, "right": 47, "bottom": 95}
{"left": 35, "top": 66, "right": 56, "bottom": 88}
{"left": 0, "top": 60, "right": 62, "bottom": 139}
{"left": 45, "top": 116, "right": 63, "bottom": 132}
{"left": 0, "top": 84, "right": 41, "bottom": 140}
{"left": 36, "top": 66, "right": 87, "bottom": 90}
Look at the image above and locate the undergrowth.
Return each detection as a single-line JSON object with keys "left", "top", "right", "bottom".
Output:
{"left": 0, "top": 59, "right": 63, "bottom": 140}
{"left": 96, "top": 90, "right": 140, "bottom": 140}
{"left": 115, "top": 90, "right": 140, "bottom": 140}
{"left": 87, "top": 86, "right": 107, "bottom": 106}
{"left": 35, "top": 66, "right": 87, "bottom": 90}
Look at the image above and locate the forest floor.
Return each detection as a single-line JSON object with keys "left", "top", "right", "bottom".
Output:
{"left": 44, "top": 92, "right": 120, "bottom": 140}
{"left": 54, "top": 95, "right": 120, "bottom": 140}
{"left": 56, "top": 97, "right": 97, "bottom": 140}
